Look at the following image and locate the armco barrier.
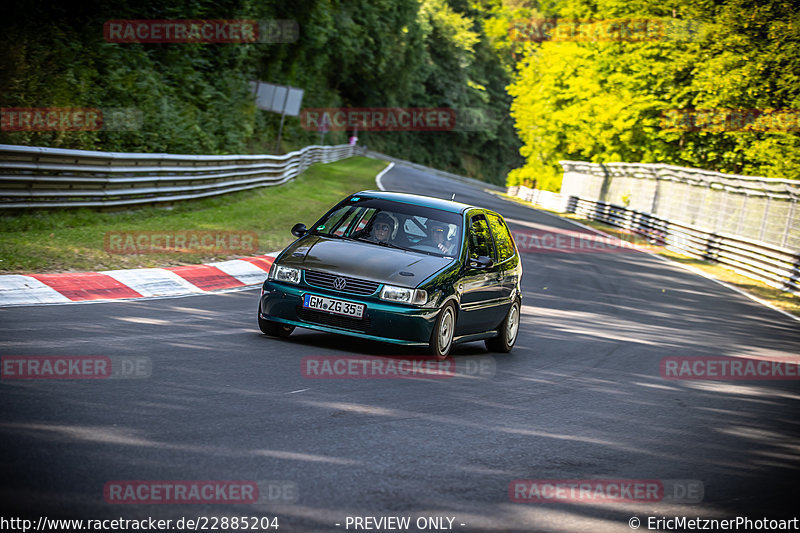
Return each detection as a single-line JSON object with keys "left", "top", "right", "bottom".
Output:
{"left": 558, "top": 160, "right": 800, "bottom": 250}
{"left": 0, "top": 143, "right": 355, "bottom": 208}
{"left": 507, "top": 164, "right": 799, "bottom": 295}
{"left": 506, "top": 185, "right": 569, "bottom": 212}
{"left": 569, "top": 196, "right": 800, "bottom": 295}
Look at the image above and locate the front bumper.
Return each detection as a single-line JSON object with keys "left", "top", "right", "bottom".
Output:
{"left": 259, "top": 281, "right": 440, "bottom": 346}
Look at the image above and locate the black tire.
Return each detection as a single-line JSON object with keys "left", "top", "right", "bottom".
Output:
{"left": 258, "top": 304, "right": 294, "bottom": 338}
{"left": 485, "top": 298, "right": 520, "bottom": 353}
{"left": 429, "top": 302, "right": 456, "bottom": 360}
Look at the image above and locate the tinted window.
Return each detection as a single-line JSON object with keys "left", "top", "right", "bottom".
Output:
{"left": 404, "top": 216, "right": 429, "bottom": 240}
{"left": 311, "top": 197, "right": 462, "bottom": 257}
{"left": 469, "top": 215, "right": 494, "bottom": 260}
{"left": 328, "top": 207, "right": 372, "bottom": 236}
{"left": 487, "top": 213, "right": 515, "bottom": 262}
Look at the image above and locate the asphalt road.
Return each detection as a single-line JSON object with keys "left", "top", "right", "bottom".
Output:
{"left": 1, "top": 164, "right": 798, "bottom": 533}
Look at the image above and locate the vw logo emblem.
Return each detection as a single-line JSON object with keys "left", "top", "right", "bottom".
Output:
{"left": 333, "top": 277, "right": 347, "bottom": 290}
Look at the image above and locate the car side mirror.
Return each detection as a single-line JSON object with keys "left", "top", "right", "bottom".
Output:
{"left": 468, "top": 255, "right": 494, "bottom": 270}
{"left": 291, "top": 223, "right": 307, "bottom": 238}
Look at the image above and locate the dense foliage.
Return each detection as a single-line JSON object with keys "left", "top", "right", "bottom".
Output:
{"left": 0, "top": 0, "right": 522, "bottom": 185}
{"left": 2, "top": 0, "right": 797, "bottom": 190}
{"left": 505, "top": 0, "right": 800, "bottom": 189}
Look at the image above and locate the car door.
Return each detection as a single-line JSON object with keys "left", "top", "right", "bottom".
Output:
{"left": 455, "top": 212, "right": 507, "bottom": 335}
{"left": 486, "top": 212, "right": 520, "bottom": 304}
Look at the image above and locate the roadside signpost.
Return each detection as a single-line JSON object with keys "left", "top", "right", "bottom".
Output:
{"left": 250, "top": 81, "right": 304, "bottom": 152}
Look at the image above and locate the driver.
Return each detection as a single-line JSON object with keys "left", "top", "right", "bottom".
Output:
{"left": 369, "top": 212, "right": 398, "bottom": 244}
{"left": 427, "top": 220, "right": 456, "bottom": 255}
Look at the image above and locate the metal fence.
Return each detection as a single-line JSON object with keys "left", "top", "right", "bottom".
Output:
{"left": 506, "top": 185, "right": 570, "bottom": 212}
{"left": 506, "top": 161, "right": 800, "bottom": 295}
{"left": 559, "top": 161, "right": 800, "bottom": 250}
{"left": 569, "top": 197, "right": 799, "bottom": 295}
{"left": 0, "top": 143, "right": 355, "bottom": 209}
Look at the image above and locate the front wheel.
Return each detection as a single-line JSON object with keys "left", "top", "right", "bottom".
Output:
{"left": 429, "top": 302, "right": 456, "bottom": 360}
{"left": 485, "top": 298, "right": 520, "bottom": 353}
{"left": 258, "top": 304, "right": 294, "bottom": 338}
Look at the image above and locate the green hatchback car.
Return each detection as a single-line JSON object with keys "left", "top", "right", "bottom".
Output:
{"left": 258, "top": 190, "right": 522, "bottom": 358}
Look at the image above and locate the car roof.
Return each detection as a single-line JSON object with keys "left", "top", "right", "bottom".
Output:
{"left": 351, "top": 190, "right": 477, "bottom": 214}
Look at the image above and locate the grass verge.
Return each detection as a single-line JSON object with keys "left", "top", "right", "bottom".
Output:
{"left": 0, "top": 156, "right": 387, "bottom": 274}
{"left": 499, "top": 193, "right": 800, "bottom": 319}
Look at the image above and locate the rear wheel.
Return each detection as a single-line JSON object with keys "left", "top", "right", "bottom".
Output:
{"left": 485, "top": 298, "right": 520, "bottom": 353}
{"left": 258, "top": 304, "right": 294, "bottom": 338}
{"left": 429, "top": 302, "right": 456, "bottom": 360}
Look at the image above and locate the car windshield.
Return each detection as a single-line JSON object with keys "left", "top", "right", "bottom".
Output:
{"left": 310, "top": 197, "right": 462, "bottom": 257}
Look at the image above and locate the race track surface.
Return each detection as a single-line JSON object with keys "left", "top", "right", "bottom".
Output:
{"left": 1, "top": 164, "right": 798, "bottom": 532}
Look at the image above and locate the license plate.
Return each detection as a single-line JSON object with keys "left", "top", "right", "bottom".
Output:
{"left": 303, "top": 294, "right": 365, "bottom": 319}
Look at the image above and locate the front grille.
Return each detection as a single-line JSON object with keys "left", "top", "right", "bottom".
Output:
{"left": 304, "top": 270, "right": 380, "bottom": 296}
{"left": 296, "top": 306, "right": 371, "bottom": 332}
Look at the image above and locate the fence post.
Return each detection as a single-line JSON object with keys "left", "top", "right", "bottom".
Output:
{"left": 759, "top": 194, "right": 771, "bottom": 242}
{"left": 783, "top": 198, "right": 797, "bottom": 248}
{"left": 650, "top": 174, "right": 661, "bottom": 215}
{"left": 598, "top": 164, "right": 612, "bottom": 204}
{"left": 697, "top": 182, "right": 711, "bottom": 227}
{"left": 715, "top": 189, "right": 728, "bottom": 233}
{"left": 736, "top": 193, "right": 748, "bottom": 235}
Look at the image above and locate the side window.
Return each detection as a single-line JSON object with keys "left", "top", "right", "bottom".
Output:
{"left": 321, "top": 207, "right": 354, "bottom": 235}
{"left": 469, "top": 215, "right": 494, "bottom": 261}
{"left": 352, "top": 208, "right": 377, "bottom": 234}
{"left": 487, "top": 213, "right": 515, "bottom": 262}
{"left": 404, "top": 216, "right": 428, "bottom": 242}
{"left": 331, "top": 207, "right": 375, "bottom": 236}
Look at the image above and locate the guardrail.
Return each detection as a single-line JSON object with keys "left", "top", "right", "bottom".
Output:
{"left": 0, "top": 143, "right": 355, "bottom": 208}
{"left": 568, "top": 196, "right": 800, "bottom": 295}
{"left": 558, "top": 160, "right": 800, "bottom": 251}
{"left": 506, "top": 185, "right": 569, "bottom": 212}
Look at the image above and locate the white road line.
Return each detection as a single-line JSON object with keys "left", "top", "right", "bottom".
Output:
{"left": 375, "top": 162, "right": 395, "bottom": 191}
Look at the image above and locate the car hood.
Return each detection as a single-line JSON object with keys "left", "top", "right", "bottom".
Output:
{"left": 278, "top": 235, "right": 454, "bottom": 287}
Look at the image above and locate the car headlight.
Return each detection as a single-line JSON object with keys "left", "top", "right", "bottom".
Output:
{"left": 270, "top": 265, "right": 301, "bottom": 284}
{"left": 380, "top": 285, "right": 427, "bottom": 305}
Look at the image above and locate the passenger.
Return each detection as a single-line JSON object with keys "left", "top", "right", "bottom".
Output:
{"left": 369, "top": 212, "right": 398, "bottom": 244}
{"left": 426, "top": 220, "right": 456, "bottom": 255}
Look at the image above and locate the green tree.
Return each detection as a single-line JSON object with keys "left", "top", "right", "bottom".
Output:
{"left": 506, "top": 0, "right": 800, "bottom": 190}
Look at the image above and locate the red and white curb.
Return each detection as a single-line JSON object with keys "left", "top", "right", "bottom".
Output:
{"left": 0, "top": 254, "right": 276, "bottom": 307}
{"left": 1, "top": 161, "right": 394, "bottom": 308}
